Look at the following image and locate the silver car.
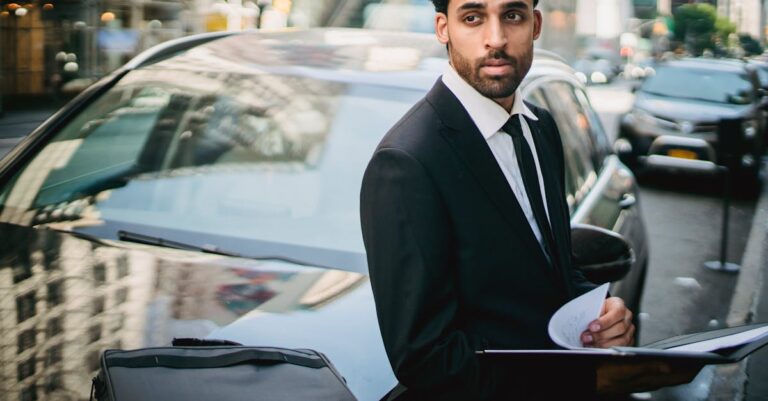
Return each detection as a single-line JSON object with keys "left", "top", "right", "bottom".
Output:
{"left": 0, "top": 29, "right": 647, "bottom": 401}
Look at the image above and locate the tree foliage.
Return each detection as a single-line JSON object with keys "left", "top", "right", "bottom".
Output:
{"left": 715, "top": 16, "right": 737, "bottom": 42}
{"left": 739, "top": 34, "right": 764, "bottom": 56}
{"left": 673, "top": 3, "right": 720, "bottom": 55}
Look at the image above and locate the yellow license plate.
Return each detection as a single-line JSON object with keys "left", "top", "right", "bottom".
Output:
{"left": 667, "top": 149, "right": 698, "bottom": 160}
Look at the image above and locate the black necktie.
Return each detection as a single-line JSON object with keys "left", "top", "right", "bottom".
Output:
{"left": 502, "top": 116, "right": 558, "bottom": 266}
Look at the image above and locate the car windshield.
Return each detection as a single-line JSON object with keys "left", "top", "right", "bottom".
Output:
{"left": 640, "top": 65, "right": 754, "bottom": 105}
{"left": 0, "top": 67, "right": 425, "bottom": 260}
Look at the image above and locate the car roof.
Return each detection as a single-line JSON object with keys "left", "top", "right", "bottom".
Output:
{"left": 128, "top": 28, "right": 577, "bottom": 91}
{"left": 660, "top": 57, "right": 751, "bottom": 73}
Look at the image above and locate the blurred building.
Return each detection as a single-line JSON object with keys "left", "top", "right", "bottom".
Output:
{"left": 0, "top": 0, "right": 636, "bottom": 104}
{"left": 574, "top": 0, "right": 633, "bottom": 63}
{"left": 719, "top": 0, "right": 763, "bottom": 38}
{"left": 0, "top": 0, "right": 292, "bottom": 103}
{"left": 0, "top": 0, "right": 195, "bottom": 101}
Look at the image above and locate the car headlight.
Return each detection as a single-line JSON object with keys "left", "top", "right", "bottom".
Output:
{"left": 591, "top": 71, "right": 607, "bottom": 84}
{"left": 743, "top": 119, "right": 758, "bottom": 139}
{"left": 643, "top": 67, "right": 656, "bottom": 77}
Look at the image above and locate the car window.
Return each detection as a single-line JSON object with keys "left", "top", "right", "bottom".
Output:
{"left": 573, "top": 87, "right": 612, "bottom": 164}
{"left": 641, "top": 65, "right": 755, "bottom": 104}
{"left": 0, "top": 68, "right": 425, "bottom": 254}
{"left": 541, "top": 81, "right": 598, "bottom": 209}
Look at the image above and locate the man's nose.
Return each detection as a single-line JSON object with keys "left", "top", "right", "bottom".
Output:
{"left": 484, "top": 19, "right": 507, "bottom": 50}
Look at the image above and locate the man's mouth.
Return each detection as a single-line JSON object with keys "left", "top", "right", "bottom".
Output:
{"left": 480, "top": 59, "right": 513, "bottom": 75}
{"left": 483, "top": 59, "right": 512, "bottom": 67}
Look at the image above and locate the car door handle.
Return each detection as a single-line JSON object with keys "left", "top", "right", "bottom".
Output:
{"left": 619, "top": 194, "right": 636, "bottom": 210}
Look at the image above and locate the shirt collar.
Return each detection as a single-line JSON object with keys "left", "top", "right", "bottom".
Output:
{"left": 442, "top": 64, "right": 538, "bottom": 140}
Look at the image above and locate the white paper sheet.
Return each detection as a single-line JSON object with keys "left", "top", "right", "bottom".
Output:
{"left": 547, "top": 283, "right": 610, "bottom": 349}
{"left": 669, "top": 326, "right": 768, "bottom": 353}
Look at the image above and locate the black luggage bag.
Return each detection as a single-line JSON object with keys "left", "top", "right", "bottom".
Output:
{"left": 91, "top": 341, "right": 358, "bottom": 401}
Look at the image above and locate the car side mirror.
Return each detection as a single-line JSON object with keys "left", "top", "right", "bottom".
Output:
{"left": 571, "top": 223, "right": 634, "bottom": 284}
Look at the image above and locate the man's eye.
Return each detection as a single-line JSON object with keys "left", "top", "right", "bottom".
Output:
{"left": 506, "top": 13, "right": 523, "bottom": 21}
{"left": 465, "top": 15, "right": 479, "bottom": 23}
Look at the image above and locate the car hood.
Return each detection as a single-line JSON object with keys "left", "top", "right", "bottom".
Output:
{"left": 634, "top": 92, "right": 751, "bottom": 122}
{"left": 0, "top": 222, "right": 394, "bottom": 401}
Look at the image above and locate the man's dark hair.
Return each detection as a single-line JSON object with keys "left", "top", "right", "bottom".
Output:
{"left": 431, "top": 0, "right": 539, "bottom": 14}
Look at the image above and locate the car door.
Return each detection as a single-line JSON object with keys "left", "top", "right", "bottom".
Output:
{"left": 526, "top": 79, "right": 648, "bottom": 311}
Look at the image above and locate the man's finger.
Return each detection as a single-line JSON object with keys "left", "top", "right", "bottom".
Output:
{"left": 593, "top": 319, "right": 632, "bottom": 344}
{"left": 591, "top": 298, "right": 627, "bottom": 333}
{"left": 595, "top": 324, "right": 635, "bottom": 348}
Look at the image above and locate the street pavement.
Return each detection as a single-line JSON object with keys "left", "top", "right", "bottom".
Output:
{"left": 589, "top": 80, "right": 768, "bottom": 401}
{"left": 721, "top": 173, "right": 768, "bottom": 401}
{"left": 743, "top": 188, "right": 768, "bottom": 401}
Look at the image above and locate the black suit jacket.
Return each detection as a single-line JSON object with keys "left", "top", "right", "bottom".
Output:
{"left": 360, "top": 79, "right": 598, "bottom": 400}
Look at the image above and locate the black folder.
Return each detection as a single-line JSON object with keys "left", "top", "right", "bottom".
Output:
{"left": 479, "top": 322, "right": 768, "bottom": 365}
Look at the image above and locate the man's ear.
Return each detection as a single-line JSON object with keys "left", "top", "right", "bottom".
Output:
{"left": 533, "top": 9, "right": 542, "bottom": 40}
{"left": 435, "top": 12, "right": 449, "bottom": 45}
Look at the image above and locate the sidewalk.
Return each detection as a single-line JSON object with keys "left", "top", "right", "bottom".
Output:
{"left": 708, "top": 172, "right": 768, "bottom": 400}
{"left": 743, "top": 209, "right": 768, "bottom": 401}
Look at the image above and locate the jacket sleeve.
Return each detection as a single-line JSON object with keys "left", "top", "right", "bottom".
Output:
{"left": 537, "top": 108, "right": 598, "bottom": 297}
{"left": 360, "top": 147, "right": 500, "bottom": 400}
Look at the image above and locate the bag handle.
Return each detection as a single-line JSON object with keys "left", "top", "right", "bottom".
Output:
{"left": 172, "top": 338, "right": 242, "bottom": 347}
{"left": 105, "top": 348, "right": 326, "bottom": 370}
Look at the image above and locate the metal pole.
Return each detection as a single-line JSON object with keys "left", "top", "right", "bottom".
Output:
{"left": 719, "top": 166, "right": 730, "bottom": 266}
{"left": 704, "top": 116, "right": 743, "bottom": 273}
{"left": 704, "top": 165, "right": 740, "bottom": 272}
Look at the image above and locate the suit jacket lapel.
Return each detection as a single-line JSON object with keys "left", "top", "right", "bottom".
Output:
{"left": 426, "top": 80, "right": 547, "bottom": 261}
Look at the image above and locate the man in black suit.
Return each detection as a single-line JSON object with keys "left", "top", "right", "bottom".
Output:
{"left": 360, "top": 0, "right": 636, "bottom": 399}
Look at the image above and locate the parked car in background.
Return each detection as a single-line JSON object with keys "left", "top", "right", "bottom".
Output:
{"left": 0, "top": 29, "right": 648, "bottom": 401}
{"left": 623, "top": 58, "right": 657, "bottom": 80}
{"left": 618, "top": 58, "right": 768, "bottom": 189}
{"left": 573, "top": 57, "right": 618, "bottom": 85}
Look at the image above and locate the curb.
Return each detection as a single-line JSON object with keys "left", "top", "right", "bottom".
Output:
{"left": 707, "top": 173, "right": 768, "bottom": 401}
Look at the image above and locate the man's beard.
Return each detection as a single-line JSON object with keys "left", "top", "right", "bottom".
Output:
{"left": 450, "top": 45, "right": 533, "bottom": 99}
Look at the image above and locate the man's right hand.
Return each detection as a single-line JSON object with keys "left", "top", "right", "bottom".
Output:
{"left": 596, "top": 360, "right": 704, "bottom": 395}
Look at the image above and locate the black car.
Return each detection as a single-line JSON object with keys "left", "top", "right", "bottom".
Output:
{"left": 0, "top": 29, "right": 648, "bottom": 400}
{"left": 618, "top": 58, "right": 768, "bottom": 188}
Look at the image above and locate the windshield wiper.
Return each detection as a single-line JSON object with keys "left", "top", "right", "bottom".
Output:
{"left": 117, "top": 229, "right": 322, "bottom": 267}
{"left": 118, "top": 230, "right": 241, "bottom": 257}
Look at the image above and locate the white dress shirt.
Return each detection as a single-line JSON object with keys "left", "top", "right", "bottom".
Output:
{"left": 442, "top": 65, "right": 551, "bottom": 249}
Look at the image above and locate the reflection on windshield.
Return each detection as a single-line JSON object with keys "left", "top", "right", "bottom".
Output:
{"left": 641, "top": 66, "right": 754, "bottom": 104}
{"left": 0, "top": 222, "right": 366, "bottom": 400}
{"left": 0, "top": 68, "right": 424, "bottom": 254}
